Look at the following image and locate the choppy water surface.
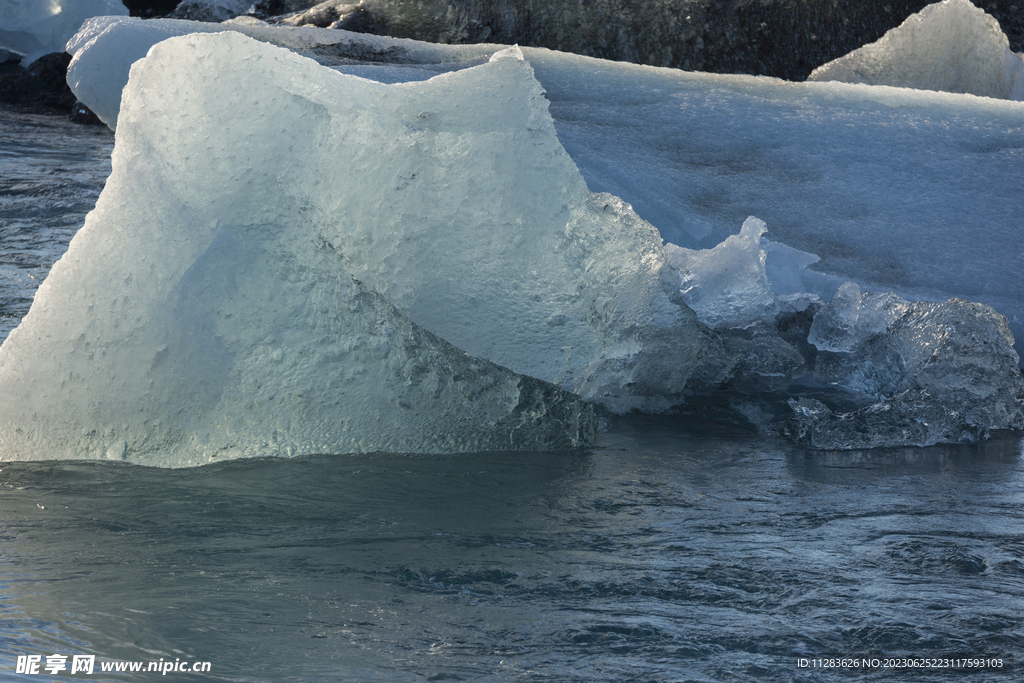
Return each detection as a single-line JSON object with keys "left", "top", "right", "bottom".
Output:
{"left": 1, "top": 107, "right": 1022, "bottom": 683}
{"left": 0, "top": 106, "right": 113, "bottom": 342}
{"left": 1, "top": 421, "right": 1022, "bottom": 682}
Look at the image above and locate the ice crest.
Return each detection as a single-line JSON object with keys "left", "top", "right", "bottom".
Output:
{"left": 808, "top": 0, "right": 1024, "bottom": 100}
{"left": 666, "top": 217, "right": 778, "bottom": 330}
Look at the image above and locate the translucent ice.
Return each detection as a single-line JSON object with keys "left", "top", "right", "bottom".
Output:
{"left": 0, "top": 34, "right": 600, "bottom": 466}
{"left": 808, "top": 284, "right": 907, "bottom": 356}
{"left": 0, "top": 0, "right": 127, "bottom": 66}
{"left": 808, "top": 0, "right": 1024, "bottom": 100}
{"left": 665, "top": 217, "right": 778, "bottom": 330}
{"left": 790, "top": 298, "right": 1024, "bottom": 448}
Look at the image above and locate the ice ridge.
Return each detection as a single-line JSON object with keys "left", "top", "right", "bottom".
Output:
{"left": 809, "top": 0, "right": 1024, "bottom": 100}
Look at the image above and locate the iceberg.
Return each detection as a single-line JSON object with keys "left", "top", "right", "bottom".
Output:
{"left": 0, "top": 0, "right": 127, "bottom": 66}
{"left": 73, "top": 30, "right": 707, "bottom": 413}
{"left": 4, "top": 19, "right": 1016, "bottom": 457}
{"left": 808, "top": 0, "right": 1024, "bottom": 100}
{"left": 0, "top": 35, "right": 599, "bottom": 466}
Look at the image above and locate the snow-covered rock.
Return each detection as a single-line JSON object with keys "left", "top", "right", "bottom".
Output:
{"left": 0, "top": 0, "right": 127, "bottom": 66}
{"left": 808, "top": 0, "right": 1024, "bottom": 100}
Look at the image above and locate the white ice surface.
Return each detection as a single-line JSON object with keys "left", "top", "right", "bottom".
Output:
{"left": 0, "top": 35, "right": 603, "bottom": 466}
{"left": 65, "top": 18, "right": 1024, "bottom": 359}
{"left": 66, "top": 15, "right": 497, "bottom": 128}
{"left": 808, "top": 0, "right": 1024, "bottom": 100}
{"left": 0, "top": 0, "right": 127, "bottom": 65}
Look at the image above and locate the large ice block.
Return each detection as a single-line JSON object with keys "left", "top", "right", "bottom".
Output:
{"left": 0, "top": 34, "right": 605, "bottom": 466}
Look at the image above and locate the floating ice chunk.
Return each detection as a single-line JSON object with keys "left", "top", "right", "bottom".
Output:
{"left": 665, "top": 217, "right": 778, "bottom": 330}
{"left": 0, "top": 33, "right": 607, "bottom": 466}
{"left": 762, "top": 240, "right": 843, "bottom": 313}
{"left": 790, "top": 297, "right": 1024, "bottom": 448}
{"left": 808, "top": 0, "right": 1024, "bottom": 100}
{"left": 807, "top": 281, "right": 861, "bottom": 353}
{"left": 0, "top": 0, "right": 127, "bottom": 66}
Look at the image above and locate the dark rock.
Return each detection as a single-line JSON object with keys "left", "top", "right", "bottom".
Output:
{"left": 169, "top": 1, "right": 249, "bottom": 22}
{"left": 333, "top": 7, "right": 390, "bottom": 34}
{"left": 123, "top": 0, "right": 180, "bottom": 17}
{"left": 0, "top": 52, "right": 103, "bottom": 124}
{"left": 0, "top": 52, "right": 75, "bottom": 110}
{"left": 249, "top": 0, "right": 324, "bottom": 18}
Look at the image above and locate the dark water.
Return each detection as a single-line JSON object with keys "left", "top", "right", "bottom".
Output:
{"left": 1, "top": 107, "right": 1022, "bottom": 682}
{"left": 0, "top": 107, "right": 113, "bottom": 343}
{"left": 1, "top": 419, "right": 1022, "bottom": 682}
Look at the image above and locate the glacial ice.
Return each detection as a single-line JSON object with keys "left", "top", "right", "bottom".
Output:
{"left": 2, "top": 19, "right": 1015, "bottom": 458}
{"left": 0, "top": 35, "right": 598, "bottom": 466}
{"left": 0, "top": 0, "right": 127, "bottom": 66}
{"left": 808, "top": 0, "right": 1024, "bottom": 100}
{"left": 665, "top": 217, "right": 778, "bottom": 330}
{"left": 790, "top": 296, "right": 1024, "bottom": 449}
{"left": 65, "top": 17, "right": 1024, "bottom": 360}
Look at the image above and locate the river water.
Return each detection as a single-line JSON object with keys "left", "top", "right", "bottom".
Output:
{"left": 1, "top": 106, "right": 1022, "bottom": 682}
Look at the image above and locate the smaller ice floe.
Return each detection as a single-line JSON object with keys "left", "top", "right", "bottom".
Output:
{"left": 789, "top": 294, "right": 1024, "bottom": 448}
{"left": 808, "top": 0, "right": 1024, "bottom": 100}
{"left": 664, "top": 217, "right": 842, "bottom": 330}
{"left": 665, "top": 222, "right": 1024, "bottom": 448}
{"left": 665, "top": 218, "right": 779, "bottom": 331}
{"left": 0, "top": 0, "right": 127, "bottom": 66}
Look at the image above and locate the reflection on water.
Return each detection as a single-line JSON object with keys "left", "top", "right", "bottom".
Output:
{"left": 1, "top": 417, "right": 1021, "bottom": 682}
